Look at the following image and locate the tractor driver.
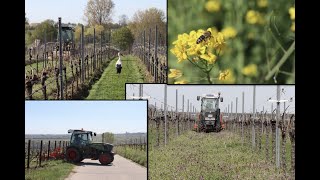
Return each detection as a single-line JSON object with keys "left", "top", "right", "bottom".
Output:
{"left": 74, "top": 134, "right": 82, "bottom": 144}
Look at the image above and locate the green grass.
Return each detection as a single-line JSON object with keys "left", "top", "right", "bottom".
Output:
{"left": 149, "top": 131, "right": 292, "bottom": 180}
{"left": 114, "top": 146, "right": 147, "bottom": 167}
{"left": 25, "top": 160, "right": 74, "bottom": 180}
{"left": 86, "top": 55, "right": 150, "bottom": 100}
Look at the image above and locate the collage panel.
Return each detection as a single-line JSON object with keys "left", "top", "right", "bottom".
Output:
{"left": 25, "top": 0, "right": 167, "bottom": 100}
{"left": 168, "top": 0, "right": 295, "bottom": 84}
{"left": 24, "top": 0, "right": 297, "bottom": 179}
{"left": 25, "top": 100, "right": 147, "bottom": 179}
{"left": 126, "top": 84, "right": 295, "bottom": 179}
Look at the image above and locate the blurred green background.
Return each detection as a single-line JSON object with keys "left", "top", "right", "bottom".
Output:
{"left": 168, "top": 0, "right": 295, "bottom": 84}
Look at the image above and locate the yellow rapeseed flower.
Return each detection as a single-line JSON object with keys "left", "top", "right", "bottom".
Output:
{"left": 168, "top": 69, "right": 183, "bottom": 79}
{"left": 289, "top": 7, "right": 295, "bottom": 20}
{"left": 213, "top": 32, "right": 226, "bottom": 50}
{"left": 171, "top": 27, "right": 225, "bottom": 64}
{"left": 291, "top": 22, "right": 295, "bottom": 32}
{"left": 174, "top": 80, "right": 188, "bottom": 84}
{"left": 200, "top": 52, "right": 217, "bottom": 64}
{"left": 221, "top": 27, "right": 237, "bottom": 39}
{"left": 242, "top": 64, "right": 258, "bottom": 76}
{"left": 257, "top": 0, "right": 268, "bottom": 8}
{"left": 205, "top": 0, "right": 221, "bottom": 13}
{"left": 219, "top": 69, "right": 235, "bottom": 83}
{"left": 246, "top": 10, "right": 265, "bottom": 25}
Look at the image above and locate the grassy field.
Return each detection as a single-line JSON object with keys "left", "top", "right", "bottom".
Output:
{"left": 86, "top": 55, "right": 151, "bottom": 100}
{"left": 25, "top": 160, "right": 74, "bottom": 180}
{"left": 114, "top": 146, "right": 147, "bottom": 167}
{"left": 149, "top": 131, "right": 292, "bottom": 179}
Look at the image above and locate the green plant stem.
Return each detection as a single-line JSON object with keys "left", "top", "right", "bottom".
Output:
{"left": 187, "top": 58, "right": 207, "bottom": 72}
{"left": 206, "top": 71, "right": 212, "bottom": 84}
{"left": 265, "top": 41, "right": 295, "bottom": 81}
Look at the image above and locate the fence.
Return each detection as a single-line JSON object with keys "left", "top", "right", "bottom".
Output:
{"left": 132, "top": 26, "right": 167, "bottom": 83}
{"left": 25, "top": 139, "right": 69, "bottom": 169}
{"left": 25, "top": 19, "right": 118, "bottom": 100}
{"left": 224, "top": 112, "right": 295, "bottom": 177}
{"left": 148, "top": 106, "right": 196, "bottom": 149}
{"left": 114, "top": 138, "right": 147, "bottom": 152}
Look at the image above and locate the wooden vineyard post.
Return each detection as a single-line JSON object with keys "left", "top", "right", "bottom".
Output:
{"left": 86, "top": 55, "right": 89, "bottom": 80}
{"left": 265, "top": 116, "right": 269, "bottom": 161}
{"left": 289, "top": 115, "right": 295, "bottom": 177}
{"left": 25, "top": 78, "right": 33, "bottom": 100}
{"left": 154, "top": 25, "right": 158, "bottom": 82}
{"left": 41, "top": 72, "right": 48, "bottom": 100}
{"left": 77, "top": 58, "right": 80, "bottom": 89}
{"left": 148, "top": 28, "right": 151, "bottom": 72}
{"left": 156, "top": 116, "right": 160, "bottom": 147}
{"left": 63, "top": 66, "right": 67, "bottom": 99}
{"left": 54, "top": 141, "right": 56, "bottom": 150}
{"left": 271, "top": 118, "right": 276, "bottom": 164}
{"left": 29, "top": 48, "right": 32, "bottom": 64}
{"left": 36, "top": 54, "right": 39, "bottom": 74}
{"left": 280, "top": 113, "right": 287, "bottom": 173}
{"left": 62, "top": 141, "right": 65, "bottom": 153}
{"left": 257, "top": 116, "right": 261, "bottom": 152}
{"left": 47, "top": 141, "right": 51, "bottom": 161}
{"left": 51, "top": 51, "right": 54, "bottom": 68}
{"left": 71, "top": 61, "right": 75, "bottom": 98}
{"left": 55, "top": 68, "right": 60, "bottom": 99}
{"left": 39, "top": 140, "right": 43, "bottom": 167}
{"left": 58, "top": 17, "right": 64, "bottom": 100}
{"left": 27, "top": 140, "right": 31, "bottom": 169}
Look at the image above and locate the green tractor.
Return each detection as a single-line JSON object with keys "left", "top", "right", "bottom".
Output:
{"left": 56, "top": 23, "right": 75, "bottom": 52}
{"left": 196, "top": 93, "right": 224, "bottom": 132}
{"left": 66, "top": 129, "right": 115, "bottom": 165}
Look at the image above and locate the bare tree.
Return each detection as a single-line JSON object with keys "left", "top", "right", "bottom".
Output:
{"left": 84, "top": 0, "right": 115, "bottom": 26}
{"left": 118, "top": 14, "right": 128, "bottom": 26}
{"left": 128, "top": 8, "right": 166, "bottom": 43}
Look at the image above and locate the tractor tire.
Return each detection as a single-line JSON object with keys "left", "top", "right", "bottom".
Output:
{"left": 99, "top": 153, "right": 113, "bottom": 165}
{"left": 66, "top": 147, "right": 81, "bottom": 163}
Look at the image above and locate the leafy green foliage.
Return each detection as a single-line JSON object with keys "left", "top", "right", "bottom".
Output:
{"left": 102, "top": 132, "right": 114, "bottom": 143}
{"left": 25, "top": 19, "right": 58, "bottom": 46}
{"left": 111, "top": 27, "right": 134, "bottom": 51}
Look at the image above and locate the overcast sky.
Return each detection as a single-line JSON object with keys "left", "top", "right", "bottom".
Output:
{"left": 25, "top": 0, "right": 166, "bottom": 24}
{"left": 25, "top": 101, "right": 147, "bottom": 134}
{"left": 126, "top": 85, "right": 295, "bottom": 114}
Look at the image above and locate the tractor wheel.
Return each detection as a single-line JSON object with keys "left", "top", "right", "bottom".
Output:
{"left": 110, "top": 153, "right": 114, "bottom": 162}
{"left": 66, "top": 148, "right": 81, "bottom": 163}
{"left": 99, "top": 153, "right": 112, "bottom": 165}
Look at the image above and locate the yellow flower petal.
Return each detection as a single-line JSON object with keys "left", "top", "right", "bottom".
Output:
{"left": 168, "top": 69, "right": 183, "bottom": 79}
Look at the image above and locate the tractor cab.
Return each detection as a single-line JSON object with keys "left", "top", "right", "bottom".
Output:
{"left": 56, "top": 24, "right": 75, "bottom": 51}
{"left": 196, "top": 93, "right": 223, "bottom": 132}
{"left": 69, "top": 129, "right": 96, "bottom": 146}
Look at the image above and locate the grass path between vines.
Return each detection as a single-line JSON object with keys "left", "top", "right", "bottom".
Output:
{"left": 149, "top": 131, "right": 291, "bottom": 180}
{"left": 86, "top": 55, "right": 151, "bottom": 100}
